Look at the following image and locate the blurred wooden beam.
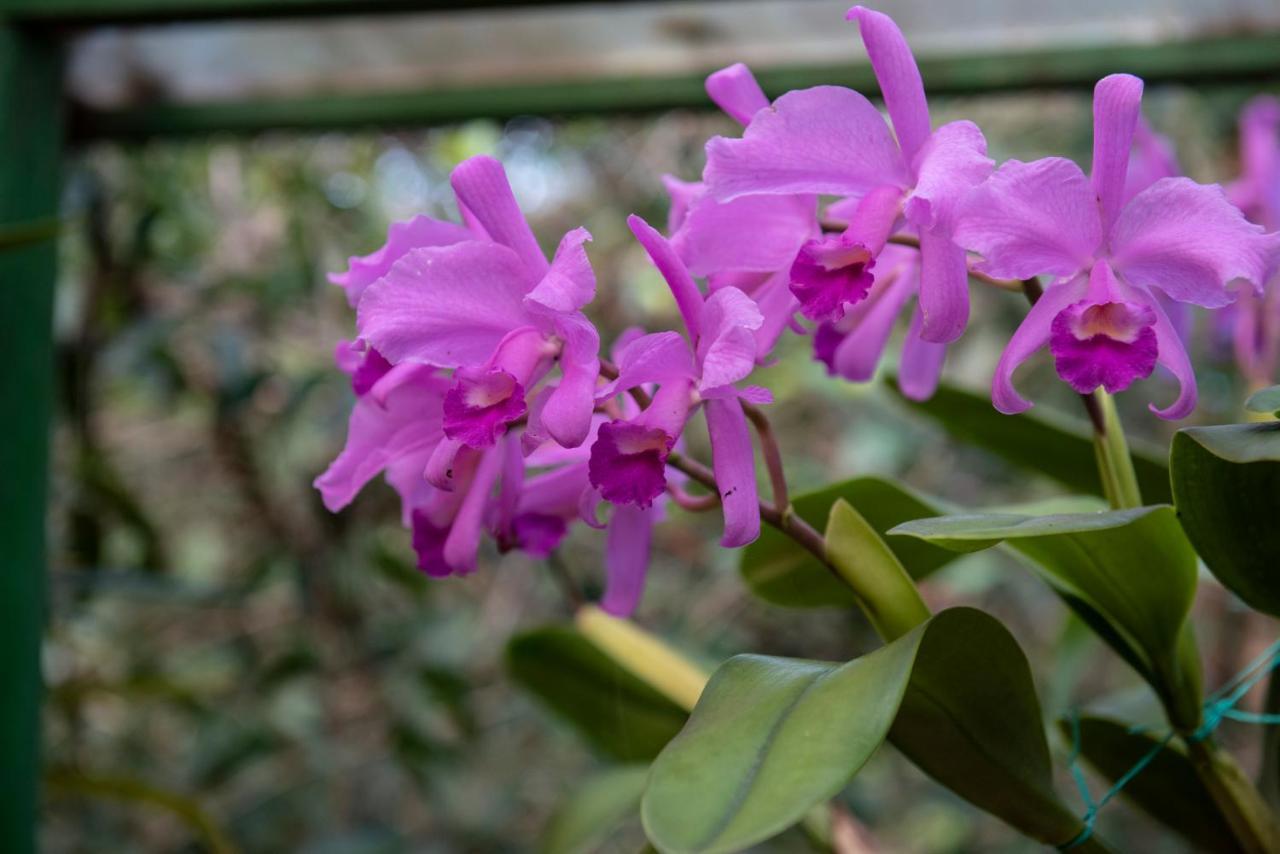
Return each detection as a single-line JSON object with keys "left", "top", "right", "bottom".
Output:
{"left": 68, "top": 32, "right": 1280, "bottom": 141}
{"left": 0, "top": 0, "right": 679, "bottom": 27}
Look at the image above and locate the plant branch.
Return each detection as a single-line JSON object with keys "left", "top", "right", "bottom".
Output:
{"left": 741, "top": 400, "right": 789, "bottom": 513}
{"left": 666, "top": 482, "right": 720, "bottom": 512}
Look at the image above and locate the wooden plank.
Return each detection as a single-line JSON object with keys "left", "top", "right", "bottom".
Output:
{"left": 0, "top": 0, "right": 667, "bottom": 26}
{"left": 0, "top": 24, "right": 63, "bottom": 854}
{"left": 68, "top": 33, "right": 1280, "bottom": 141}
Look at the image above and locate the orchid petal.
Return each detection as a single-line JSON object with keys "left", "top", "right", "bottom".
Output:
{"left": 705, "top": 63, "right": 770, "bottom": 126}
{"left": 425, "top": 436, "right": 466, "bottom": 491}
{"left": 698, "top": 287, "right": 764, "bottom": 392}
{"left": 1110, "top": 177, "right": 1276, "bottom": 308}
{"left": 899, "top": 304, "right": 947, "bottom": 401}
{"left": 672, "top": 192, "right": 816, "bottom": 277}
{"left": 991, "top": 275, "right": 1087, "bottom": 414}
{"left": 442, "top": 446, "right": 503, "bottom": 574}
{"left": 748, "top": 271, "right": 801, "bottom": 358}
{"left": 1091, "top": 73, "right": 1144, "bottom": 233}
{"left": 602, "top": 331, "right": 695, "bottom": 397}
{"left": 358, "top": 242, "right": 534, "bottom": 367}
{"left": 1147, "top": 289, "right": 1199, "bottom": 420}
{"left": 847, "top": 5, "right": 931, "bottom": 165}
{"left": 385, "top": 452, "right": 441, "bottom": 527}
{"left": 738, "top": 385, "right": 774, "bottom": 404}
{"left": 526, "top": 227, "right": 595, "bottom": 314}
{"left": 705, "top": 86, "right": 908, "bottom": 202}
{"left": 313, "top": 378, "right": 446, "bottom": 511}
{"left": 449, "top": 155, "right": 549, "bottom": 277}
{"left": 579, "top": 484, "right": 607, "bottom": 530}
{"left": 366, "top": 362, "right": 434, "bottom": 407}
{"left": 952, "top": 157, "right": 1101, "bottom": 281}
{"left": 1123, "top": 118, "right": 1179, "bottom": 205}
{"left": 905, "top": 120, "right": 992, "bottom": 232}
{"left": 496, "top": 433, "right": 525, "bottom": 537}
{"left": 517, "top": 462, "right": 592, "bottom": 520}
{"left": 662, "top": 175, "right": 702, "bottom": 234}
{"left": 628, "top": 214, "right": 705, "bottom": 340}
{"left": 329, "top": 215, "right": 472, "bottom": 307}
{"left": 705, "top": 397, "right": 760, "bottom": 548}
{"left": 601, "top": 502, "right": 656, "bottom": 617}
{"left": 542, "top": 312, "right": 601, "bottom": 448}
{"left": 831, "top": 271, "right": 915, "bottom": 381}
{"left": 1233, "top": 97, "right": 1280, "bottom": 227}
{"left": 916, "top": 225, "right": 970, "bottom": 343}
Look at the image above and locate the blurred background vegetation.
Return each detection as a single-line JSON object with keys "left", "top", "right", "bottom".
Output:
{"left": 42, "top": 83, "right": 1275, "bottom": 853}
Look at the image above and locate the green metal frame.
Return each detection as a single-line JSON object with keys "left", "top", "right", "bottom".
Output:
{"left": 2, "top": 2, "right": 1280, "bottom": 852}
{"left": 0, "top": 21, "right": 63, "bottom": 854}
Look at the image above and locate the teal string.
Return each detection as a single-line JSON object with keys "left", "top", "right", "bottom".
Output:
{"left": 1060, "top": 710, "right": 1173, "bottom": 850}
{"left": 1059, "top": 639, "right": 1280, "bottom": 850}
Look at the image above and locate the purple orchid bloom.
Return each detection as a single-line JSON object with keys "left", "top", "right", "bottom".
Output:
{"left": 1227, "top": 97, "right": 1280, "bottom": 389}
{"left": 953, "top": 74, "right": 1278, "bottom": 419}
{"left": 315, "top": 353, "right": 657, "bottom": 596}
{"left": 702, "top": 6, "right": 993, "bottom": 347}
{"left": 313, "top": 362, "right": 498, "bottom": 576}
{"left": 664, "top": 63, "right": 818, "bottom": 358}
{"left": 356, "top": 155, "right": 601, "bottom": 491}
{"left": 588, "top": 214, "right": 769, "bottom": 549}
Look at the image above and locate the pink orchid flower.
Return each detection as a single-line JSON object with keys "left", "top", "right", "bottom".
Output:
{"left": 313, "top": 363, "right": 496, "bottom": 576}
{"left": 1227, "top": 97, "right": 1280, "bottom": 388}
{"left": 318, "top": 155, "right": 629, "bottom": 582}
{"left": 702, "top": 6, "right": 993, "bottom": 349}
{"left": 954, "top": 74, "right": 1279, "bottom": 419}
{"left": 587, "top": 215, "right": 770, "bottom": 549}
{"left": 356, "top": 155, "right": 601, "bottom": 491}
{"left": 315, "top": 354, "right": 655, "bottom": 591}
{"left": 664, "top": 63, "right": 817, "bottom": 358}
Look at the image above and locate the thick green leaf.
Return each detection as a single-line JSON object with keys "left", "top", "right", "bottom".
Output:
{"left": 543, "top": 765, "right": 649, "bottom": 854}
{"left": 507, "top": 627, "right": 688, "bottom": 762}
{"left": 891, "top": 506, "right": 1202, "bottom": 727}
{"left": 739, "top": 476, "right": 959, "bottom": 608}
{"left": 824, "top": 499, "right": 930, "bottom": 641}
{"left": 642, "top": 608, "right": 1083, "bottom": 853}
{"left": 1172, "top": 424, "right": 1280, "bottom": 617}
{"left": 1246, "top": 385, "right": 1280, "bottom": 417}
{"left": 1062, "top": 715, "right": 1240, "bottom": 853}
{"left": 889, "top": 379, "right": 1171, "bottom": 503}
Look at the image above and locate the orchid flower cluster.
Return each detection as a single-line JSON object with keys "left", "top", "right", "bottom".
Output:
{"left": 316, "top": 6, "right": 1280, "bottom": 616}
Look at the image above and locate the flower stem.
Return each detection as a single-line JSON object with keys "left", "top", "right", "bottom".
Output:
{"left": 1183, "top": 737, "right": 1280, "bottom": 854}
{"left": 742, "top": 400, "right": 790, "bottom": 513}
{"left": 1089, "top": 390, "right": 1143, "bottom": 510}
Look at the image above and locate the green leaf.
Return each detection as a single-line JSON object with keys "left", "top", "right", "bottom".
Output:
{"left": 1062, "top": 715, "right": 1240, "bottom": 853}
{"left": 1245, "top": 385, "right": 1280, "bottom": 417}
{"left": 739, "top": 476, "right": 959, "bottom": 608}
{"left": 824, "top": 499, "right": 930, "bottom": 641}
{"left": 543, "top": 765, "right": 648, "bottom": 854}
{"left": 891, "top": 506, "right": 1202, "bottom": 727}
{"left": 889, "top": 379, "right": 1171, "bottom": 503}
{"left": 642, "top": 608, "right": 1083, "bottom": 853}
{"left": 506, "top": 627, "right": 688, "bottom": 762}
{"left": 1171, "top": 423, "right": 1280, "bottom": 617}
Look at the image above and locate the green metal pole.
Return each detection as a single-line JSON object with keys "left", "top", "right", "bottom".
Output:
{"left": 0, "top": 21, "right": 63, "bottom": 854}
